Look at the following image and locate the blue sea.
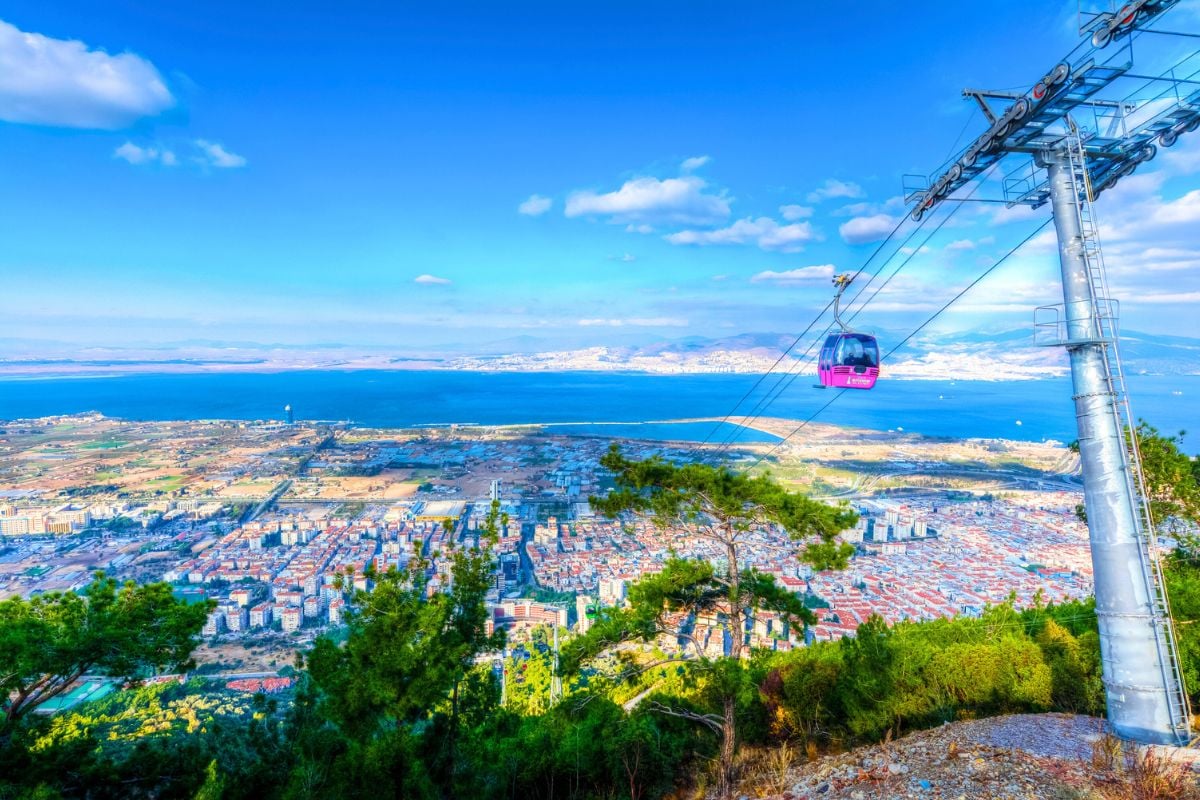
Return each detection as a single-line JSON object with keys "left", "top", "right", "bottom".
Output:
{"left": 0, "top": 371, "right": 1196, "bottom": 452}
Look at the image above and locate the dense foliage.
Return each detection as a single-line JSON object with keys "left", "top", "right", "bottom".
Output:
{"left": 0, "top": 575, "right": 213, "bottom": 727}
{"left": 0, "top": 430, "right": 1196, "bottom": 799}
{"left": 0, "top": 593, "right": 1117, "bottom": 800}
{"left": 1, "top": 680, "right": 289, "bottom": 799}
{"left": 575, "top": 447, "right": 856, "bottom": 797}
{"left": 1134, "top": 422, "right": 1200, "bottom": 530}
{"left": 758, "top": 598, "right": 1104, "bottom": 745}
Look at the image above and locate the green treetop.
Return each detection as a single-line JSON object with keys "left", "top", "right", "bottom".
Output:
{"left": 565, "top": 446, "right": 858, "bottom": 798}
{"left": 1133, "top": 422, "right": 1200, "bottom": 532}
{"left": 295, "top": 504, "right": 505, "bottom": 795}
{"left": 0, "top": 573, "right": 213, "bottom": 728}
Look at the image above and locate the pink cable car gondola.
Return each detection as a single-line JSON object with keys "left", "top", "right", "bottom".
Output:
{"left": 817, "top": 273, "right": 880, "bottom": 390}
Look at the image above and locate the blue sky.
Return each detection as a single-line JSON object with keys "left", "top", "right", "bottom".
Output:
{"left": 2, "top": 1, "right": 1199, "bottom": 353}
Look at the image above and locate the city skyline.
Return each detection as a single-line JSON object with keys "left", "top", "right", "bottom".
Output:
{"left": 1, "top": 1, "right": 1200, "bottom": 355}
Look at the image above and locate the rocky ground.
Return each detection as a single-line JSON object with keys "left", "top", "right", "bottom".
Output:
{"left": 737, "top": 713, "right": 1200, "bottom": 800}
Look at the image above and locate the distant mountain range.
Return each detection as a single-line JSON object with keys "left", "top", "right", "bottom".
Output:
{"left": 440, "top": 329, "right": 1200, "bottom": 380}
{"left": 0, "top": 330, "right": 1196, "bottom": 380}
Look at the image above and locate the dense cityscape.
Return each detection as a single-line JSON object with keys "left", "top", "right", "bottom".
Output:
{"left": 5, "top": 1, "right": 1200, "bottom": 797}
{"left": 0, "top": 412, "right": 1096, "bottom": 677}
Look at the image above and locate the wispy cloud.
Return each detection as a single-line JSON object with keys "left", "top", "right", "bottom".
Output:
{"left": 681, "top": 154, "right": 711, "bottom": 172}
{"left": 1161, "top": 132, "right": 1200, "bottom": 174}
{"left": 839, "top": 213, "right": 897, "bottom": 244}
{"left": 1126, "top": 291, "right": 1200, "bottom": 304}
{"left": 578, "top": 317, "right": 687, "bottom": 327}
{"left": 1151, "top": 188, "right": 1200, "bottom": 225}
{"left": 834, "top": 196, "right": 904, "bottom": 217}
{"left": 414, "top": 274, "right": 452, "bottom": 285}
{"left": 194, "top": 139, "right": 247, "bottom": 168}
{"left": 750, "top": 265, "right": 835, "bottom": 284}
{"left": 989, "top": 203, "right": 1040, "bottom": 225}
{"left": 779, "top": 204, "right": 813, "bottom": 221}
{"left": 807, "top": 178, "right": 863, "bottom": 203}
{"left": 665, "top": 217, "right": 816, "bottom": 252}
{"left": 1076, "top": 168, "right": 1200, "bottom": 310}
{"left": 518, "top": 194, "right": 552, "bottom": 216}
{"left": 113, "top": 141, "right": 176, "bottom": 166}
{"left": 565, "top": 175, "right": 730, "bottom": 226}
{"left": 0, "top": 18, "right": 173, "bottom": 129}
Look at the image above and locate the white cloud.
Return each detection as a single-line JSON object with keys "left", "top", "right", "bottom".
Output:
{"left": 414, "top": 274, "right": 452, "bottom": 285}
{"left": 619, "top": 253, "right": 636, "bottom": 262}
{"left": 681, "top": 155, "right": 710, "bottom": 172}
{"left": 0, "top": 19, "right": 173, "bottom": 129}
{"left": 1152, "top": 189, "right": 1200, "bottom": 225}
{"left": 989, "top": 203, "right": 1041, "bottom": 225}
{"left": 750, "top": 265, "right": 835, "bottom": 284}
{"left": 1103, "top": 171, "right": 1165, "bottom": 203}
{"left": 1162, "top": 134, "right": 1200, "bottom": 174}
{"left": 807, "top": 178, "right": 863, "bottom": 203}
{"left": 834, "top": 196, "right": 904, "bottom": 217}
{"left": 779, "top": 204, "right": 813, "bottom": 221}
{"left": 944, "top": 239, "right": 976, "bottom": 251}
{"left": 1106, "top": 245, "right": 1200, "bottom": 272}
{"left": 194, "top": 139, "right": 246, "bottom": 168}
{"left": 630, "top": 317, "right": 687, "bottom": 326}
{"left": 578, "top": 317, "right": 687, "bottom": 327}
{"left": 518, "top": 194, "right": 552, "bottom": 216}
{"left": 114, "top": 141, "right": 152, "bottom": 164}
{"left": 846, "top": 271, "right": 1061, "bottom": 317}
{"left": 1123, "top": 98, "right": 1177, "bottom": 134}
{"left": 565, "top": 175, "right": 730, "bottom": 226}
{"left": 1098, "top": 177, "right": 1200, "bottom": 241}
{"left": 665, "top": 217, "right": 816, "bottom": 252}
{"left": 836, "top": 201, "right": 875, "bottom": 216}
{"left": 113, "top": 141, "right": 175, "bottom": 166}
{"left": 839, "top": 213, "right": 898, "bottom": 245}
{"left": 1125, "top": 291, "right": 1200, "bottom": 304}
{"left": 898, "top": 245, "right": 931, "bottom": 256}
{"left": 1024, "top": 228, "right": 1058, "bottom": 255}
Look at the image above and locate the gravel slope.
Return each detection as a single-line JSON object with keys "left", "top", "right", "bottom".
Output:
{"left": 742, "top": 713, "right": 1200, "bottom": 800}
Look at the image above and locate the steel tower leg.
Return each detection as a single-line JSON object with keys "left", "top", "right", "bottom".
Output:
{"left": 1045, "top": 149, "right": 1187, "bottom": 745}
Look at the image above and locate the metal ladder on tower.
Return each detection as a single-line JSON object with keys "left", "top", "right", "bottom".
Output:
{"left": 1063, "top": 123, "right": 1193, "bottom": 743}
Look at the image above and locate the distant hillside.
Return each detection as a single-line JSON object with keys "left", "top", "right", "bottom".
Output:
{"left": 445, "top": 329, "right": 1200, "bottom": 379}
{"left": 1, "top": 330, "right": 1196, "bottom": 379}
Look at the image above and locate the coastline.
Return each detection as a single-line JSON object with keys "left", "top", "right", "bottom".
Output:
{"left": 0, "top": 371, "right": 1194, "bottom": 452}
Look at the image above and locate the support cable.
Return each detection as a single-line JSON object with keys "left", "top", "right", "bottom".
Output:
{"left": 743, "top": 218, "right": 1053, "bottom": 473}
{"left": 880, "top": 219, "right": 1051, "bottom": 357}
{"left": 696, "top": 297, "right": 834, "bottom": 449}
{"left": 700, "top": 209, "right": 921, "bottom": 452}
{"left": 711, "top": 176, "right": 989, "bottom": 458}
{"left": 706, "top": 211, "right": 941, "bottom": 455}
{"left": 714, "top": 203, "right": 961, "bottom": 456}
